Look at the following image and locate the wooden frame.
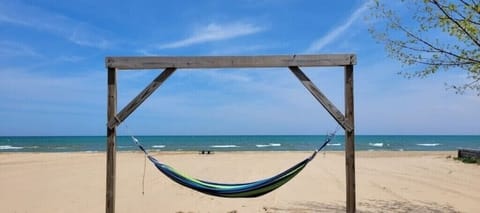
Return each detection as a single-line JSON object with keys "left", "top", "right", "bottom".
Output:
{"left": 105, "top": 54, "right": 356, "bottom": 213}
{"left": 106, "top": 54, "right": 355, "bottom": 69}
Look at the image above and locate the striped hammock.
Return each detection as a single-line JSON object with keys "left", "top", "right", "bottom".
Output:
{"left": 132, "top": 133, "right": 334, "bottom": 198}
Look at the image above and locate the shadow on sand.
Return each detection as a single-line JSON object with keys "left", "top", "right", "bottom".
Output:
{"left": 267, "top": 200, "right": 460, "bottom": 213}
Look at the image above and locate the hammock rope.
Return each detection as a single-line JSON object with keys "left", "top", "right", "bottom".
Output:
{"left": 131, "top": 131, "right": 337, "bottom": 198}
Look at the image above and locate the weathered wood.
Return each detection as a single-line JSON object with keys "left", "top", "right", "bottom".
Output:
{"left": 107, "top": 68, "right": 176, "bottom": 129}
{"left": 105, "top": 54, "right": 357, "bottom": 213}
{"left": 344, "top": 65, "right": 356, "bottom": 213}
{"left": 106, "top": 67, "right": 117, "bottom": 213}
{"left": 106, "top": 54, "right": 356, "bottom": 70}
{"left": 289, "top": 66, "right": 353, "bottom": 132}
{"left": 458, "top": 149, "right": 480, "bottom": 159}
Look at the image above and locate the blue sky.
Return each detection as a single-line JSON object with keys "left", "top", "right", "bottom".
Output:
{"left": 0, "top": 0, "right": 478, "bottom": 136}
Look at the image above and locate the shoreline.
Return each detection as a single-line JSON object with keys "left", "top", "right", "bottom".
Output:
{"left": 0, "top": 150, "right": 460, "bottom": 153}
{"left": 2, "top": 135, "right": 478, "bottom": 153}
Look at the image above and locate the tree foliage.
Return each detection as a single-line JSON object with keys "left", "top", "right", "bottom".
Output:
{"left": 369, "top": 0, "right": 480, "bottom": 95}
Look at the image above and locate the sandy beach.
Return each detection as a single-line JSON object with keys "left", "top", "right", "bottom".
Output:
{"left": 1, "top": 151, "right": 479, "bottom": 213}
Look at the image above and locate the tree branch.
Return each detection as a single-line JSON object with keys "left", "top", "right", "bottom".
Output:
{"left": 430, "top": 0, "right": 480, "bottom": 47}
{"left": 369, "top": 0, "right": 480, "bottom": 95}
{"left": 466, "top": 0, "right": 480, "bottom": 16}
{"left": 459, "top": 0, "right": 472, "bottom": 8}
{"left": 395, "top": 23, "right": 480, "bottom": 64}
{"left": 447, "top": 3, "right": 480, "bottom": 25}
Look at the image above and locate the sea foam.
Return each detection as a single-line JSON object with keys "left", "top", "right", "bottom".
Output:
{"left": 211, "top": 145, "right": 238, "bottom": 148}
{"left": 327, "top": 143, "right": 341, "bottom": 146}
{"left": 416, "top": 143, "right": 440, "bottom": 147}
{"left": 369, "top": 143, "right": 384, "bottom": 147}
{"left": 0, "top": 145, "right": 23, "bottom": 150}
{"left": 152, "top": 145, "right": 166, "bottom": 148}
{"left": 256, "top": 143, "right": 282, "bottom": 148}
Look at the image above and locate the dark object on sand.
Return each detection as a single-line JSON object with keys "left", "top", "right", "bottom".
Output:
{"left": 458, "top": 149, "right": 480, "bottom": 159}
{"left": 457, "top": 149, "right": 480, "bottom": 164}
{"left": 199, "top": 150, "right": 214, "bottom": 155}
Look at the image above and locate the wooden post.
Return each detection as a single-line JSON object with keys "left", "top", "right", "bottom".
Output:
{"left": 344, "top": 65, "right": 356, "bottom": 213}
{"left": 106, "top": 67, "right": 117, "bottom": 213}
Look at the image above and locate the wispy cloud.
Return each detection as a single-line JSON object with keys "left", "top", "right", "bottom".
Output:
{"left": 56, "top": 55, "right": 85, "bottom": 63}
{"left": 0, "top": 1, "right": 112, "bottom": 49}
{"left": 158, "top": 22, "right": 263, "bottom": 49}
{"left": 0, "top": 41, "right": 39, "bottom": 57}
{"left": 207, "top": 44, "right": 273, "bottom": 55}
{"left": 306, "top": 1, "right": 371, "bottom": 53}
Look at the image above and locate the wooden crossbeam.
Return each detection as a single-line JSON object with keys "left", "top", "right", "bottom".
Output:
{"left": 106, "top": 54, "right": 356, "bottom": 70}
{"left": 107, "top": 68, "right": 176, "bottom": 129}
{"left": 289, "top": 66, "right": 353, "bottom": 132}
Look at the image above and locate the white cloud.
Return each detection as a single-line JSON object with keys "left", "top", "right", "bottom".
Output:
{"left": 306, "top": 1, "right": 371, "bottom": 53}
{"left": 0, "top": 1, "right": 112, "bottom": 49}
{"left": 158, "top": 22, "right": 264, "bottom": 49}
{"left": 0, "top": 41, "right": 39, "bottom": 57}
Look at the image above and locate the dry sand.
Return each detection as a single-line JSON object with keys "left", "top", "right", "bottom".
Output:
{"left": 1, "top": 151, "right": 479, "bottom": 213}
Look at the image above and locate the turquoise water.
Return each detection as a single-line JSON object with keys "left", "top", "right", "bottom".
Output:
{"left": 0, "top": 135, "right": 479, "bottom": 152}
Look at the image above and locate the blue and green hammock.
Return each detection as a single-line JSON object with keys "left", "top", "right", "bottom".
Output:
{"left": 132, "top": 133, "right": 335, "bottom": 198}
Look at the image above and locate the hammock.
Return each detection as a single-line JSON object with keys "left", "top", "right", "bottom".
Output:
{"left": 132, "top": 133, "right": 335, "bottom": 198}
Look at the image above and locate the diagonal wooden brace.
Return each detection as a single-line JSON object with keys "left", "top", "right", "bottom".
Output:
{"left": 107, "top": 68, "right": 176, "bottom": 129}
{"left": 289, "top": 66, "right": 353, "bottom": 132}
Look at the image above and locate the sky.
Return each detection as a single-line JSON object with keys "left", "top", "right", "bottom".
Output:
{"left": 0, "top": 0, "right": 479, "bottom": 136}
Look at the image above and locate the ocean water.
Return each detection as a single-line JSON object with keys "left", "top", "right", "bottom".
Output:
{"left": 0, "top": 135, "right": 479, "bottom": 152}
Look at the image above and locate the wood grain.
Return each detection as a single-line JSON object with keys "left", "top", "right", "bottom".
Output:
{"left": 106, "top": 67, "right": 117, "bottom": 213}
{"left": 106, "top": 54, "right": 356, "bottom": 70}
{"left": 344, "top": 65, "right": 356, "bottom": 213}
